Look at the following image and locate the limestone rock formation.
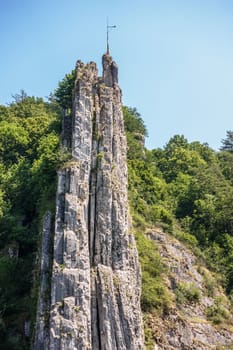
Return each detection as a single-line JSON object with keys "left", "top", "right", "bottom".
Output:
{"left": 34, "top": 54, "right": 144, "bottom": 349}
{"left": 146, "top": 228, "right": 233, "bottom": 350}
{"left": 34, "top": 211, "right": 52, "bottom": 350}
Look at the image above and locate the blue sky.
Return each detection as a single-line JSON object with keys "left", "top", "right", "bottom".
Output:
{"left": 1, "top": 0, "right": 233, "bottom": 150}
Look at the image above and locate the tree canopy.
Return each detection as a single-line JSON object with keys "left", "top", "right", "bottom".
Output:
{"left": 0, "top": 93, "right": 61, "bottom": 349}
{"left": 220, "top": 130, "right": 233, "bottom": 152}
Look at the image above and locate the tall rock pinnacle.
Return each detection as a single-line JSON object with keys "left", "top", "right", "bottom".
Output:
{"left": 34, "top": 54, "right": 144, "bottom": 349}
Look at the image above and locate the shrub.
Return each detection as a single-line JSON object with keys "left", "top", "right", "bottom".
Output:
{"left": 150, "top": 205, "right": 173, "bottom": 227}
{"left": 135, "top": 231, "right": 172, "bottom": 314}
{"left": 206, "top": 297, "right": 230, "bottom": 324}
{"left": 173, "top": 229, "right": 198, "bottom": 247}
{"left": 175, "top": 282, "right": 201, "bottom": 305}
{"left": 200, "top": 268, "right": 216, "bottom": 297}
{"left": 143, "top": 314, "right": 156, "bottom": 350}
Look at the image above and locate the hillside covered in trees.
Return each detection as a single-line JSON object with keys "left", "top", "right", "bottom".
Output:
{"left": 1, "top": 74, "right": 233, "bottom": 348}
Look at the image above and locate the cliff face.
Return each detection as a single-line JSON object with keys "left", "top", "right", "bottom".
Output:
{"left": 34, "top": 54, "right": 144, "bottom": 349}
{"left": 146, "top": 228, "right": 233, "bottom": 350}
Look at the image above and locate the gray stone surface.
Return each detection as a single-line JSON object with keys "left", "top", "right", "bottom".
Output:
{"left": 35, "top": 54, "right": 144, "bottom": 349}
{"left": 147, "top": 228, "right": 233, "bottom": 350}
{"left": 34, "top": 211, "right": 52, "bottom": 350}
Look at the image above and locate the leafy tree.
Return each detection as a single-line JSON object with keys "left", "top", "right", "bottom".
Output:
{"left": 0, "top": 188, "right": 6, "bottom": 218}
{"left": 155, "top": 135, "right": 206, "bottom": 182}
{"left": 164, "top": 134, "right": 189, "bottom": 154}
{"left": 189, "top": 141, "right": 216, "bottom": 164}
{"left": 123, "top": 106, "right": 148, "bottom": 160}
{"left": 220, "top": 130, "right": 233, "bottom": 152}
{"left": 0, "top": 122, "right": 29, "bottom": 165}
{"left": 0, "top": 93, "right": 61, "bottom": 348}
{"left": 128, "top": 128, "right": 233, "bottom": 299}
{"left": 53, "top": 70, "right": 76, "bottom": 110}
{"left": 9, "top": 93, "right": 45, "bottom": 119}
{"left": 0, "top": 105, "right": 11, "bottom": 122}
{"left": 218, "top": 150, "right": 233, "bottom": 184}
{"left": 123, "top": 106, "right": 148, "bottom": 137}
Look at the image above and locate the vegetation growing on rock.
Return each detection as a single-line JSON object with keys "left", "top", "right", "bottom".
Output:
{"left": 1, "top": 75, "right": 233, "bottom": 348}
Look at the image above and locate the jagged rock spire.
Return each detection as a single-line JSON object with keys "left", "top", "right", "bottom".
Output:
{"left": 102, "top": 54, "right": 118, "bottom": 87}
{"left": 34, "top": 54, "right": 144, "bottom": 349}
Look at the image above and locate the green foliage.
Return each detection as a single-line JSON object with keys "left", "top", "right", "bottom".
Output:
{"left": 123, "top": 106, "right": 147, "bottom": 160}
{"left": 155, "top": 136, "right": 206, "bottom": 183}
{"left": 198, "top": 267, "right": 216, "bottom": 297}
{"left": 175, "top": 282, "right": 201, "bottom": 305}
{"left": 1, "top": 77, "right": 233, "bottom": 348}
{"left": 96, "top": 151, "right": 104, "bottom": 168}
{"left": 31, "top": 132, "right": 60, "bottom": 203}
{"left": 0, "top": 93, "right": 61, "bottom": 348}
{"left": 218, "top": 151, "right": 233, "bottom": 184}
{"left": 135, "top": 231, "right": 171, "bottom": 314}
{"left": 53, "top": 70, "right": 76, "bottom": 110}
{"left": 143, "top": 314, "right": 156, "bottom": 350}
{"left": 141, "top": 134, "right": 233, "bottom": 295}
{"left": 149, "top": 205, "right": 173, "bottom": 227}
{"left": 124, "top": 108, "right": 233, "bottom": 334}
{"left": 220, "top": 130, "right": 233, "bottom": 152}
{"left": 127, "top": 158, "right": 171, "bottom": 230}
{"left": 206, "top": 296, "right": 230, "bottom": 324}
{"left": 0, "top": 121, "right": 29, "bottom": 165}
{"left": 172, "top": 229, "right": 198, "bottom": 248}
{"left": 123, "top": 106, "right": 148, "bottom": 137}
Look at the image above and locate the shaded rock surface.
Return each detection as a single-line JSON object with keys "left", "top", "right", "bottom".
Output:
{"left": 34, "top": 211, "right": 52, "bottom": 350}
{"left": 34, "top": 54, "right": 144, "bottom": 349}
{"left": 146, "top": 228, "right": 233, "bottom": 350}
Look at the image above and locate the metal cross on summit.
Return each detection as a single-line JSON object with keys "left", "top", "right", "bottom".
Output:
{"left": 106, "top": 18, "right": 116, "bottom": 54}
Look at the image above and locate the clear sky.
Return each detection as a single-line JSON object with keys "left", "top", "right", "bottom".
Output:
{"left": 1, "top": 0, "right": 233, "bottom": 150}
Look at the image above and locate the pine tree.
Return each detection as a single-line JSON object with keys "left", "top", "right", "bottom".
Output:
{"left": 220, "top": 130, "right": 233, "bottom": 152}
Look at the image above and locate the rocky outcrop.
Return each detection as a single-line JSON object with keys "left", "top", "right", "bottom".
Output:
{"left": 34, "top": 54, "right": 144, "bottom": 349}
{"left": 34, "top": 211, "right": 52, "bottom": 350}
{"left": 146, "top": 228, "right": 233, "bottom": 350}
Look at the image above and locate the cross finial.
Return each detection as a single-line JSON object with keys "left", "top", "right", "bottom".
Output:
{"left": 107, "top": 18, "right": 116, "bottom": 54}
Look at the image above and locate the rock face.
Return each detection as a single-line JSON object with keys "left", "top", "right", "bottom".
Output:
{"left": 34, "top": 211, "right": 52, "bottom": 350}
{"left": 146, "top": 228, "right": 233, "bottom": 350}
{"left": 34, "top": 54, "right": 144, "bottom": 349}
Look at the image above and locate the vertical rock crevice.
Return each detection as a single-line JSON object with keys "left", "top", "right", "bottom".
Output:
{"left": 34, "top": 53, "right": 144, "bottom": 349}
{"left": 34, "top": 211, "right": 52, "bottom": 350}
